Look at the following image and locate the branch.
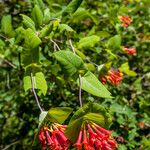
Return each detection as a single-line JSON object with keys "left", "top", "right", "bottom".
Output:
{"left": 30, "top": 72, "right": 43, "bottom": 112}
{"left": 78, "top": 74, "right": 83, "bottom": 107}
{"left": 51, "top": 39, "right": 61, "bottom": 51}
{"left": 69, "top": 39, "right": 76, "bottom": 54}
{"left": 2, "top": 141, "right": 20, "bottom": 150}
{"left": 86, "top": 58, "right": 99, "bottom": 67}
{"left": 0, "top": 57, "right": 17, "bottom": 69}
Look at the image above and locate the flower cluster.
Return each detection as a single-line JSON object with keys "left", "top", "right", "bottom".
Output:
{"left": 122, "top": 47, "right": 137, "bottom": 56}
{"left": 38, "top": 123, "right": 70, "bottom": 150}
{"left": 100, "top": 69, "right": 123, "bottom": 85}
{"left": 118, "top": 16, "right": 132, "bottom": 27}
{"left": 73, "top": 122, "right": 117, "bottom": 150}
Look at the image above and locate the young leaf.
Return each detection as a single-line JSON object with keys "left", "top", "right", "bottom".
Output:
{"left": 43, "top": 8, "right": 51, "bottom": 23}
{"left": 1, "top": 15, "right": 14, "bottom": 37}
{"left": 23, "top": 72, "right": 47, "bottom": 95}
{"left": 54, "top": 50, "right": 85, "bottom": 76}
{"left": 119, "top": 62, "right": 137, "bottom": 76}
{"left": 39, "top": 22, "right": 53, "bottom": 38}
{"left": 65, "top": 102, "right": 112, "bottom": 142}
{"left": 34, "top": 0, "right": 45, "bottom": 11}
{"left": 32, "top": 5, "right": 43, "bottom": 27}
{"left": 77, "top": 71, "right": 112, "bottom": 98}
{"left": 62, "top": 0, "right": 83, "bottom": 16}
{"left": 20, "top": 14, "right": 36, "bottom": 31}
{"left": 35, "top": 72, "right": 48, "bottom": 95}
{"left": 107, "top": 35, "right": 121, "bottom": 50}
{"left": 77, "top": 35, "right": 100, "bottom": 49}
{"left": 23, "top": 28, "right": 41, "bottom": 49}
{"left": 59, "top": 24, "right": 74, "bottom": 32}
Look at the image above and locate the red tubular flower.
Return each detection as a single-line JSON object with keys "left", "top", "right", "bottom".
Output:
{"left": 93, "top": 123, "right": 111, "bottom": 136}
{"left": 123, "top": 47, "right": 137, "bottom": 56}
{"left": 107, "top": 139, "right": 118, "bottom": 148}
{"left": 73, "top": 122, "right": 117, "bottom": 150}
{"left": 45, "top": 129, "right": 54, "bottom": 149}
{"left": 55, "top": 129, "right": 70, "bottom": 147}
{"left": 100, "top": 76, "right": 107, "bottom": 84}
{"left": 101, "top": 140, "right": 112, "bottom": 150}
{"left": 94, "top": 139, "right": 102, "bottom": 150}
{"left": 38, "top": 129, "right": 47, "bottom": 150}
{"left": 38, "top": 123, "right": 69, "bottom": 150}
{"left": 92, "top": 125, "right": 108, "bottom": 140}
{"left": 118, "top": 16, "right": 132, "bottom": 27}
{"left": 107, "top": 69, "right": 123, "bottom": 85}
{"left": 73, "top": 129, "right": 83, "bottom": 150}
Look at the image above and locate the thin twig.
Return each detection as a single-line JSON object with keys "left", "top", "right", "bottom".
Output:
{"left": 51, "top": 39, "right": 61, "bottom": 51}
{"left": 0, "top": 57, "right": 17, "bottom": 69}
{"left": 2, "top": 140, "right": 20, "bottom": 150}
{"left": 30, "top": 72, "right": 43, "bottom": 112}
{"left": 69, "top": 39, "right": 83, "bottom": 107}
{"left": 86, "top": 58, "right": 99, "bottom": 67}
{"left": 0, "top": 34, "right": 8, "bottom": 40}
{"left": 69, "top": 39, "right": 76, "bottom": 54}
{"left": 79, "top": 74, "right": 83, "bottom": 107}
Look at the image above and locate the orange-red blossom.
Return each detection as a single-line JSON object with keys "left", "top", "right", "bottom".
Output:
{"left": 100, "top": 69, "right": 123, "bottom": 85}
{"left": 73, "top": 122, "right": 118, "bottom": 150}
{"left": 38, "top": 123, "right": 70, "bottom": 150}
{"left": 118, "top": 16, "right": 132, "bottom": 27}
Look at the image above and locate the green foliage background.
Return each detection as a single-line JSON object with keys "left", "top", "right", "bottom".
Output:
{"left": 0, "top": 0, "right": 150, "bottom": 150}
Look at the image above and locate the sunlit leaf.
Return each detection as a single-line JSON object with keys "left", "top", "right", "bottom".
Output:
{"left": 32, "top": 5, "right": 43, "bottom": 27}
{"left": 78, "top": 35, "right": 100, "bottom": 49}
{"left": 20, "top": 14, "right": 36, "bottom": 31}
{"left": 1, "top": 15, "right": 14, "bottom": 37}
{"left": 107, "top": 35, "right": 121, "bottom": 50}
{"left": 77, "top": 71, "right": 112, "bottom": 98}
{"left": 23, "top": 72, "right": 47, "bottom": 95}
{"left": 119, "top": 62, "right": 137, "bottom": 76}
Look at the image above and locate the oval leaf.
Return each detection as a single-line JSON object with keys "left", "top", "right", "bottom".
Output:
{"left": 54, "top": 50, "right": 85, "bottom": 76}
{"left": 77, "top": 71, "right": 112, "bottom": 98}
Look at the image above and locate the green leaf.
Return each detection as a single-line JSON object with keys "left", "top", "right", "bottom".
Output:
{"left": 71, "top": 8, "right": 99, "bottom": 25}
{"left": 119, "top": 62, "right": 137, "bottom": 76}
{"left": 23, "top": 28, "right": 41, "bottom": 49}
{"left": 78, "top": 35, "right": 100, "bottom": 49}
{"left": 35, "top": 72, "right": 47, "bottom": 95}
{"left": 59, "top": 24, "right": 74, "bottom": 32}
{"left": 65, "top": 102, "right": 112, "bottom": 142}
{"left": 32, "top": 5, "right": 43, "bottom": 27}
{"left": 43, "top": 8, "right": 51, "bottom": 23}
{"left": 47, "top": 107, "right": 73, "bottom": 124}
{"left": 34, "top": 0, "right": 45, "bottom": 11}
{"left": 62, "top": 0, "right": 83, "bottom": 16}
{"left": 21, "top": 48, "right": 40, "bottom": 67}
{"left": 20, "top": 14, "right": 36, "bottom": 31}
{"left": 39, "top": 107, "right": 73, "bottom": 127}
{"left": 107, "top": 35, "right": 121, "bottom": 50}
{"left": 1, "top": 15, "right": 14, "bottom": 37}
{"left": 23, "top": 72, "right": 47, "bottom": 95}
{"left": 77, "top": 71, "right": 112, "bottom": 98}
{"left": 54, "top": 50, "right": 85, "bottom": 76}
{"left": 39, "top": 22, "right": 53, "bottom": 38}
